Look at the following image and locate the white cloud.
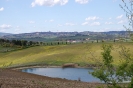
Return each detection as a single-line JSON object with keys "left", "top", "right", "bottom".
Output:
{"left": 14, "top": 26, "right": 21, "bottom": 33}
{"left": 31, "top": 0, "right": 68, "bottom": 7}
{"left": 49, "top": 19, "right": 54, "bottom": 22}
{"left": 14, "top": 28, "right": 21, "bottom": 34}
{"left": 116, "top": 15, "right": 123, "bottom": 19}
{"left": 0, "top": 24, "right": 12, "bottom": 29}
{"left": 81, "top": 22, "right": 89, "bottom": 25}
{"left": 105, "top": 22, "right": 113, "bottom": 25}
{"left": 16, "top": 26, "right": 20, "bottom": 30}
{"left": 45, "top": 19, "right": 54, "bottom": 22}
{"left": 65, "top": 23, "right": 76, "bottom": 26}
{"left": 83, "top": 16, "right": 101, "bottom": 26}
{"left": 0, "top": 7, "right": 4, "bottom": 11}
{"left": 85, "top": 16, "right": 100, "bottom": 21}
{"left": 117, "top": 20, "right": 125, "bottom": 24}
{"left": 90, "top": 22, "right": 100, "bottom": 26}
{"left": 29, "top": 21, "right": 35, "bottom": 24}
{"left": 75, "top": 0, "right": 89, "bottom": 4}
{"left": 82, "top": 22, "right": 100, "bottom": 26}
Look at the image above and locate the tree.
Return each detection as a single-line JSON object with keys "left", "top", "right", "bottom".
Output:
{"left": 120, "top": 0, "right": 133, "bottom": 40}
{"left": 40, "top": 42, "right": 43, "bottom": 45}
{"left": 66, "top": 41, "right": 67, "bottom": 44}
{"left": 90, "top": 44, "right": 133, "bottom": 88}
{"left": 90, "top": 1, "right": 133, "bottom": 87}
{"left": 58, "top": 42, "right": 60, "bottom": 45}
{"left": 118, "top": 1, "right": 133, "bottom": 87}
{"left": 97, "top": 39, "right": 98, "bottom": 43}
{"left": 114, "top": 39, "right": 116, "bottom": 42}
{"left": 29, "top": 41, "right": 33, "bottom": 46}
{"left": 51, "top": 42, "right": 53, "bottom": 45}
{"left": 12, "top": 40, "right": 16, "bottom": 45}
{"left": 91, "top": 44, "right": 121, "bottom": 88}
{"left": 21, "top": 40, "right": 27, "bottom": 46}
{"left": 117, "top": 45, "right": 133, "bottom": 88}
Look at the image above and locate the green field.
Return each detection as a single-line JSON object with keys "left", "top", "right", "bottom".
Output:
{"left": 0, "top": 42, "right": 133, "bottom": 67}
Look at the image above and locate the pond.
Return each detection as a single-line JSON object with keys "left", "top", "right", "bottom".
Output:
{"left": 22, "top": 67, "right": 100, "bottom": 82}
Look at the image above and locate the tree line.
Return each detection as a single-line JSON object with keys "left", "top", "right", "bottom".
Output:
{"left": 0, "top": 38, "right": 73, "bottom": 47}
{"left": 0, "top": 39, "right": 37, "bottom": 47}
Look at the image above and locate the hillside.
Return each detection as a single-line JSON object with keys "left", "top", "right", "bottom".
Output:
{"left": 1, "top": 31, "right": 129, "bottom": 42}
{"left": 0, "top": 42, "right": 133, "bottom": 67}
{"left": 0, "top": 32, "right": 12, "bottom": 37}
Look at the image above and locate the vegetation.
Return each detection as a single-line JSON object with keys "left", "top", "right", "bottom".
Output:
{"left": 0, "top": 38, "right": 32, "bottom": 48}
{"left": 90, "top": 43, "right": 133, "bottom": 88}
{"left": 1, "top": 31, "right": 130, "bottom": 42}
{"left": 120, "top": 0, "right": 133, "bottom": 39}
{"left": 90, "top": 1, "right": 133, "bottom": 88}
{"left": 0, "top": 42, "right": 132, "bottom": 68}
{"left": 0, "top": 0, "right": 132, "bottom": 87}
{"left": 0, "top": 38, "right": 46, "bottom": 53}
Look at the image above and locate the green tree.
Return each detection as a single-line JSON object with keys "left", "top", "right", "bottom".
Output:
{"left": 114, "top": 39, "right": 116, "bottom": 42}
{"left": 117, "top": 45, "right": 133, "bottom": 88}
{"left": 91, "top": 44, "right": 133, "bottom": 88}
{"left": 91, "top": 44, "right": 120, "bottom": 88}
{"left": 97, "top": 39, "right": 98, "bottom": 43}
{"left": 91, "top": 1, "right": 133, "bottom": 88}
{"left": 120, "top": 0, "right": 133, "bottom": 41}
{"left": 29, "top": 41, "right": 33, "bottom": 46}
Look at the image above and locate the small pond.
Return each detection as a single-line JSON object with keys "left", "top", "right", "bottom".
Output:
{"left": 22, "top": 67, "right": 100, "bottom": 82}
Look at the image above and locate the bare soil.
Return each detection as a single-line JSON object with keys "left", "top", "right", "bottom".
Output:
{"left": 0, "top": 68, "right": 105, "bottom": 88}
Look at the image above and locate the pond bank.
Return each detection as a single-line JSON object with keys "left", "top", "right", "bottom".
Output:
{"left": 11, "top": 64, "right": 96, "bottom": 70}
{"left": 0, "top": 68, "right": 105, "bottom": 88}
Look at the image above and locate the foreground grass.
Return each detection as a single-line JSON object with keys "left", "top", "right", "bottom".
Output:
{"left": 0, "top": 42, "right": 133, "bottom": 67}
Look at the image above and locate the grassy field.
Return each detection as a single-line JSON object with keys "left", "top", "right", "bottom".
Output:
{"left": 0, "top": 42, "right": 133, "bottom": 67}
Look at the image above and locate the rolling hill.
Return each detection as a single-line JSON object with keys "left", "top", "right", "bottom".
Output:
{"left": 0, "top": 42, "right": 132, "bottom": 67}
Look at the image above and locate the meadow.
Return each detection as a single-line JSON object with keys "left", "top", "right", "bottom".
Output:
{"left": 0, "top": 42, "right": 133, "bottom": 67}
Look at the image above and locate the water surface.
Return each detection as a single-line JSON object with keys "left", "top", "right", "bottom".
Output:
{"left": 22, "top": 67, "right": 100, "bottom": 82}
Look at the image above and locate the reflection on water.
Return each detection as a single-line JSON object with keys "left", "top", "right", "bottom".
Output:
{"left": 22, "top": 67, "right": 100, "bottom": 82}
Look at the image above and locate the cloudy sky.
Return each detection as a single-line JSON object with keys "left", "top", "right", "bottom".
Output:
{"left": 0, "top": 0, "right": 130, "bottom": 34}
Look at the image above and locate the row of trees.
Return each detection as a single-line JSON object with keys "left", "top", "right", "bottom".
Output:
{"left": 0, "top": 38, "right": 128, "bottom": 48}
{"left": 0, "top": 39, "right": 35, "bottom": 47}
{"left": 0, "top": 39, "right": 73, "bottom": 47}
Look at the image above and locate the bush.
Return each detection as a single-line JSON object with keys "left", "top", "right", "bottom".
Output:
{"left": 90, "top": 44, "right": 133, "bottom": 88}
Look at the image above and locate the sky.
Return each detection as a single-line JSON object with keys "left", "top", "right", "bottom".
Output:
{"left": 0, "top": 0, "right": 130, "bottom": 34}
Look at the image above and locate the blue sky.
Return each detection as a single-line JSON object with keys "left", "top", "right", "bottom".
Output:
{"left": 0, "top": 0, "right": 129, "bottom": 34}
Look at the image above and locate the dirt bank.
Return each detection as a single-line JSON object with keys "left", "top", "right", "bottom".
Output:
{"left": 0, "top": 68, "right": 105, "bottom": 88}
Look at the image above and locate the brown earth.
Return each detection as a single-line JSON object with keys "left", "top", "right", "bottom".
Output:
{"left": 0, "top": 68, "right": 105, "bottom": 88}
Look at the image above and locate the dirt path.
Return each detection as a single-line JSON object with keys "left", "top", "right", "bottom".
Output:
{"left": 0, "top": 69, "right": 105, "bottom": 88}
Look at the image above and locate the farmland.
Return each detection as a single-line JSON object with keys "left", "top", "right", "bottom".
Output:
{"left": 0, "top": 42, "right": 133, "bottom": 67}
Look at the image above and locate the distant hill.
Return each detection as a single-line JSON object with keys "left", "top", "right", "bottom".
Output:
{"left": 1, "top": 31, "right": 130, "bottom": 42}
{"left": 0, "top": 32, "right": 12, "bottom": 37}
